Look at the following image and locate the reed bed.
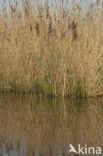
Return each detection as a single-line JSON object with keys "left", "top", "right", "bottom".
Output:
{"left": 0, "top": 0, "right": 103, "bottom": 97}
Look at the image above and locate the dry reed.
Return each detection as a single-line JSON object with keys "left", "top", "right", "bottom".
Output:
{"left": 0, "top": 0, "right": 103, "bottom": 97}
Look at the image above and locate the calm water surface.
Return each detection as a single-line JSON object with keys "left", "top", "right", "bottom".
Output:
{"left": 0, "top": 94, "right": 103, "bottom": 156}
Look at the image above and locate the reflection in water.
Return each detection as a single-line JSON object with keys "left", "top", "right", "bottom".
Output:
{"left": 0, "top": 94, "right": 103, "bottom": 156}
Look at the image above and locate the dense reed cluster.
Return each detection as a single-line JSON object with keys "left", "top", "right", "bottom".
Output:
{"left": 0, "top": 0, "right": 103, "bottom": 97}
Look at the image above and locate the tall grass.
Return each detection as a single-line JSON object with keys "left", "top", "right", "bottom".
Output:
{"left": 0, "top": 0, "right": 103, "bottom": 97}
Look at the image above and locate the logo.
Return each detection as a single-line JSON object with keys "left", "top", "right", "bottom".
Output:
{"left": 68, "top": 144, "right": 101, "bottom": 155}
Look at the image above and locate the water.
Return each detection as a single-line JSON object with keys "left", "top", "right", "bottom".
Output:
{"left": 0, "top": 94, "right": 103, "bottom": 156}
